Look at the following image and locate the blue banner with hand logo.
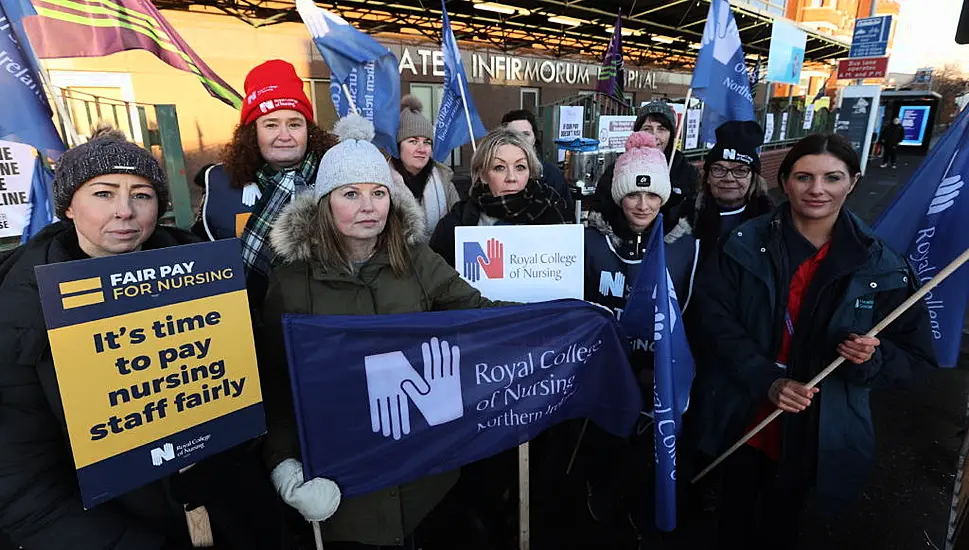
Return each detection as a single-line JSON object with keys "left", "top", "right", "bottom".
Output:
{"left": 283, "top": 300, "right": 641, "bottom": 497}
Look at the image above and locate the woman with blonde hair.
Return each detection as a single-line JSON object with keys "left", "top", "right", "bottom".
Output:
{"left": 259, "top": 114, "right": 507, "bottom": 549}
{"left": 430, "top": 127, "right": 570, "bottom": 266}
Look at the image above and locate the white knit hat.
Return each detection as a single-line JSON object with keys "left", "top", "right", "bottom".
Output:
{"left": 611, "top": 131, "right": 672, "bottom": 206}
{"left": 315, "top": 114, "right": 394, "bottom": 199}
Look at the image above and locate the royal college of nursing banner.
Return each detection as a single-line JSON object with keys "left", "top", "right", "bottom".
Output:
{"left": 35, "top": 239, "right": 265, "bottom": 508}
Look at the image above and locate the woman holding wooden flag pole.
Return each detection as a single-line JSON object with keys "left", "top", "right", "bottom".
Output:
{"left": 687, "top": 133, "right": 938, "bottom": 549}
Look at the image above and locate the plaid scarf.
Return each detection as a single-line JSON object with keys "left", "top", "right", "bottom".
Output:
{"left": 471, "top": 179, "right": 569, "bottom": 225}
{"left": 240, "top": 154, "right": 319, "bottom": 282}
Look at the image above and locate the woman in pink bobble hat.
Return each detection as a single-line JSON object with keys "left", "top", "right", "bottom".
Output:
{"left": 581, "top": 130, "right": 699, "bottom": 547}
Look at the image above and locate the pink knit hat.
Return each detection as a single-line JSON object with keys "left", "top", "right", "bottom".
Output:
{"left": 611, "top": 131, "right": 672, "bottom": 206}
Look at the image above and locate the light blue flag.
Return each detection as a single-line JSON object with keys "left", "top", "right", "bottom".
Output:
{"left": 433, "top": 1, "right": 486, "bottom": 163}
{"left": 621, "top": 214, "right": 695, "bottom": 532}
{"left": 0, "top": 0, "right": 66, "bottom": 160}
{"left": 873, "top": 106, "right": 969, "bottom": 367}
{"left": 691, "top": 0, "right": 755, "bottom": 144}
{"left": 24, "top": 154, "right": 55, "bottom": 242}
{"left": 297, "top": 0, "right": 400, "bottom": 156}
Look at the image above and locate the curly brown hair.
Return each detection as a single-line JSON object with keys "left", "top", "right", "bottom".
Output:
{"left": 221, "top": 121, "right": 338, "bottom": 188}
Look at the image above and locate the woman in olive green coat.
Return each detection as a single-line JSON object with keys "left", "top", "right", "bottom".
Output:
{"left": 259, "top": 114, "right": 504, "bottom": 549}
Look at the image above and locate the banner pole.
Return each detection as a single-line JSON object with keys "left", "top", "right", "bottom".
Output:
{"left": 670, "top": 88, "right": 692, "bottom": 170}
{"left": 312, "top": 521, "right": 324, "bottom": 550}
{"left": 519, "top": 442, "right": 530, "bottom": 550}
{"left": 340, "top": 84, "right": 361, "bottom": 116}
{"left": 566, "top": 419, "right": 589, "bottom": 475}
{"left": 457, "top": 74, "right": 478, "bottom": 153}
{"left": 692, "top": 245, "right": 969, "bottom": 484}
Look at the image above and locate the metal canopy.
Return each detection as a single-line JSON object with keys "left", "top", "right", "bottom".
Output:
{"left": 154, "top": 0, "right": 849, "bottom": 70}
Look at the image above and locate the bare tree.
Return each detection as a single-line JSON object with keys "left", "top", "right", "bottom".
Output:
{"left": 930, "top": 64, "right": 969, "bottom": 124}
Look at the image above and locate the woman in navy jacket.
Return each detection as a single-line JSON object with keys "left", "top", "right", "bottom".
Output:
{"left": 689, "top": 133, "right": 936, "bottom": 549}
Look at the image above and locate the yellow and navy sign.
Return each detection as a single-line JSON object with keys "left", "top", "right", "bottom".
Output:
{"left": 35, "top": 239, "right": 265, "bottom": 509}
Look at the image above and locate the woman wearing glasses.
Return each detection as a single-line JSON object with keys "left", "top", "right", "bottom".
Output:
{"left": 676, "top": 121, "right": 775, "bottom": 259}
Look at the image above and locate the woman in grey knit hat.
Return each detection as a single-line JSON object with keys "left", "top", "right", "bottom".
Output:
{"left": 0, "top": 128, "right": 291, "bottom": 550}
{"left": 388, "top": 95, "right": 460, "bottom": 237}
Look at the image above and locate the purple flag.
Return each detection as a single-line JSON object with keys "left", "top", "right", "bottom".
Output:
{"left": 22, "top": 0, "right": 241, "bottom": 108}
{"left": 597, "top": 11, "right": 625, "bottom": 100}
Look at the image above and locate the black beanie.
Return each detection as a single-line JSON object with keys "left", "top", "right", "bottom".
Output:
{"left": 54, "top": 127, "right": 169, "bottom": 219}
{"left": 705, "top": 120, "right": 765, "bottom": 173}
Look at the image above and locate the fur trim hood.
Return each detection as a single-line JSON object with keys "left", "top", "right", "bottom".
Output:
{"left": 270, "top": 181, "right": 428, "bottom": 264}
{"left": 586, "top": 210, "right": 692, "bottom": 249}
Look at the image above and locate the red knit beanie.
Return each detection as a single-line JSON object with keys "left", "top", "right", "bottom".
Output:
{"left": 240, "top": 60, "right": 314, "bottom": 125}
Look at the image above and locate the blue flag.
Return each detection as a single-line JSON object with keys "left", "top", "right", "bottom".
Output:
{"left": 0, "top": 0, "right": 66, "bottom": 160}
{"left": 24, "top": 154, "right": 55, "bottom": 241}
{"left": 282, "top": 300, "right": 642, "bottom": 497}
{"left": 296, "top": 0, "right": 400, "bottom": 156}
{"left": 691, "top": 0, "right": 755, "bottom": 144}
{"left": 873, "top": 106, "right": 969, "bottom": 368}
{"left": 432, "top": 1, "right": 486, "bottom": 163}
{"left": 621, "top": 215, "right": 695, "bottom": 531}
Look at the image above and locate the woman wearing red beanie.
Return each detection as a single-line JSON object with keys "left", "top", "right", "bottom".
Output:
{"left": 192, "top": 59, "right": 337, "bottom": 310}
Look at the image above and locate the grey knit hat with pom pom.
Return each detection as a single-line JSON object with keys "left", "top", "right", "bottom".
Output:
{"left": 315, "top": 113, "right": 394, "bottom": 199}
{"left": 397, "top": 95, "right": 434, "bottom": 144}
{"left": 54, "top": 124, "right": 169, "bottom": 219}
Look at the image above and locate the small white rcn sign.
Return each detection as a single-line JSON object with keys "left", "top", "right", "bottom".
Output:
{"left": 454, "top": 224, "right": 584, "bottom": 302}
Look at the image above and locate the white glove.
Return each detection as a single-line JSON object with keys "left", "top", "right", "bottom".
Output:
{"left": 271, "top": 458, "right": 341, "bottom": 522}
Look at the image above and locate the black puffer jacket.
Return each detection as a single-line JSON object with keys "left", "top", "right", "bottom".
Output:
{"left": 0, "top": 223, "right": 198, "bottom": 550}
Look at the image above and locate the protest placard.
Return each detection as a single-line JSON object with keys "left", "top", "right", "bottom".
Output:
{"left": 35, "top": 239, "right": 265, "bottom": 508}
{"left": 0, "top": 140, "right": 37, "bottom": 238}
{"left": 454, "top": 224, "right": 584, "bottom": 302}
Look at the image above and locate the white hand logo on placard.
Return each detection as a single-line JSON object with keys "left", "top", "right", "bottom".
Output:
{"left": 365, "top": 338, "right": 464, "bottom": 441}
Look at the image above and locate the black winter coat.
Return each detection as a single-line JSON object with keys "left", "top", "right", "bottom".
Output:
{"left": 0, "top": 222, "right": 199, "bottom": 549}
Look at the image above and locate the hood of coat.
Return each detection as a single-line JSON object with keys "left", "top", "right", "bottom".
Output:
{"left": 586, "top": 209, "right": 692, "bottom": 252}
{"left": 270, "top": 181, "right": 428, "bottom": 264}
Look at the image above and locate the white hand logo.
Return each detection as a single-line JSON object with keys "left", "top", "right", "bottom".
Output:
{"left": 402, "top": 338, "right": 464, "bottom": 427}
{"left": 654, "top": 308, "right": 666, "bottom": 342}
{"left": 364, "top": 338, "right": 464, "bottom": 441}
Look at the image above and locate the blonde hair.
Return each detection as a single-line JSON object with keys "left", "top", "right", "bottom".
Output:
{"left": 311, "top": 194, "right": 412, "bottom": 277}
{"left": 470, "top": 128, "right": 542, "bottom": 187}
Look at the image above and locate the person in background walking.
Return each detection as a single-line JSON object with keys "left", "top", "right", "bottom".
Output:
{"left": 689, "top": 133, "right": 936, "bottom": 550}
{"left": 594, "top": 101, "right": 700, "bottom": 233}
{"left": 389, "top": 95, "right": 461, "bottom": 238}
{"left": 192, "top": 59, "right": 337, "bottom": 310}
{"left": 880, "top": 117, "right": 905, "bottom": 169}
{"left": 500, "top": 108, "right": 575, "bottom": 217}
{"left": 677, "top": 120, "right": 774, "bottom": 260}
{"left": 260, "top": 114, "right": 508, "bottom": 550}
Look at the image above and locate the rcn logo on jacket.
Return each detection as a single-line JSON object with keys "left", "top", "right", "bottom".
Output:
{"left": 462, "top": 239, "right": 504, "bottom": 282}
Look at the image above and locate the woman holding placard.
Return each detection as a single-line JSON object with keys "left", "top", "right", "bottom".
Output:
{"left": 0, "top": 127, "right": 288, "bottom": 549}
{"left": 260, "top": 113, "right": 508, "bottom": 549}
{"left": 429, "top": 127, "right": 571, "bottom": 267}
{"left": 689, "top": 133, "right": 936, "bottom": 549}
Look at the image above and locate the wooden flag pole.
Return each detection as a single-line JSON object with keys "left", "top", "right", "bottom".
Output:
{"left": 669, "top": 89, "right": 693, "bottom": 170}
{"left": 456, "top": 74, "right": 478, "bottom": 153}
{"left": 519, "top": 442, "right": 530, "bottom": 550}
{"left": 692, "top": 246, "right": 969, "bottom": 484}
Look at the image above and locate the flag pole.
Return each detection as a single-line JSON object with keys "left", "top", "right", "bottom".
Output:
{"left": 312, "top": 521, "right": 325, "bottom": 550}
{"left": 692, "top": 245, "right": 969, "bottom": 484}
{"left": 341, "top": 84, "right": 361, "bottom": 116}
{"left": 457, "top": 74, "right": 478, "bottom": 152}
{"left": 670, "top": 89, "right": 693, "bottom": 170}
{"left": 519, "top": 442, "right": 530, "bottom": 550}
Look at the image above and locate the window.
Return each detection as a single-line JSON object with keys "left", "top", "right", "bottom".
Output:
{"left": 410, "top": 83, "right": 462, "bottom": 166}
{"left": 521, "top": 88, "right": 540, "bottom": 111}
